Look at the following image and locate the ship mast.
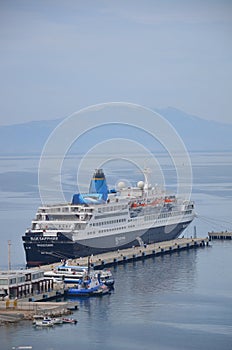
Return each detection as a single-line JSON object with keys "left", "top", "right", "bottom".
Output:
{"left": 8, "top": 240, "right": 11, "bottom": 271}
{"left": 143, "top": 168, "right": 151, "bottom": 202}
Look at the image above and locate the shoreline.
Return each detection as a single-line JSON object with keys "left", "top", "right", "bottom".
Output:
{"left": 0, "top": 301, "right": 76, "bottom": 325}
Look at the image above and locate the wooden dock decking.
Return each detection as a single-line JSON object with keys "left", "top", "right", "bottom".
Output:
{"left": 208, "top": 231, "right": 232, "bottom": 240}
{"left": 43, "top": 237, "right": 209, "bottom": 271}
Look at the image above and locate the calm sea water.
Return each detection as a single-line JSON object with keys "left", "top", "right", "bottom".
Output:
{"left": 0, "top": 152, "right": 232, "bottom": 349}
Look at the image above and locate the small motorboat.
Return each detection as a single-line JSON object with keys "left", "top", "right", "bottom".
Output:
{"left": 62, "top": 317, "right": 78, "bottom": 324}
{"left": 34, "top": 319, "right": 54, "bottom": 327}
{"left": 92, "top": 284, "right": 111, "bottom": 296}
{"left": 32, "top": 315, "right": 52, "bottom": 325}
{"left": 33, "top": 315, "right": 63, "bottom": 326}
{"left": 51, "top": 317, "right": 63, "bottom": 325}
{"left": 94, "top": 269, "right": 115, "bottom": 287}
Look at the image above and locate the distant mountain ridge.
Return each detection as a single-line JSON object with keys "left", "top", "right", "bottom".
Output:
{"left": 156, "top": 107, "right": 232, "bottom": 152}
{"left": 0, "top": 107, "right": 231, "bottom": 154}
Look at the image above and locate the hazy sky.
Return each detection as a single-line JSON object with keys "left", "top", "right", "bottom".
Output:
{"left": 0, "top": 0, "right": 231, "bottom": 126}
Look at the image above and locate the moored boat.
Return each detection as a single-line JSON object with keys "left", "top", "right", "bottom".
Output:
{"left": 23, "top": 168, "right": 195, "bottom": 267}
{"left": 44, "top": 263, "right": 115, "bottom": 287}
{"left": 33, "top": 319, "right": 54, "bottom": 327}
{"left": 43, "top": 264, "right": 88, "bottom": 283}
{"left": 93, "top": 269, "right": 115, "bottom": 287}
{"left": 65, "top": 273, "right": 110, "bottom": 297}
{"left": 62, "top": 317, "right": 78, "bottom": 324}
{"left": 92, "top": 284, "right": 111, "bottom": 296}
{"left": 33, "top": 315, "right": 76, "bottom": 326}
{"left": 51, "top": 317, "right": 63, "bottom": 325}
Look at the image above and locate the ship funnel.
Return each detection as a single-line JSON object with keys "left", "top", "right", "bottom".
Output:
{"left": 89, "top": 169, "right": 108, "bottom": 201}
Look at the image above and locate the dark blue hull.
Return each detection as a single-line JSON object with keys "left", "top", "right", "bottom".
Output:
{"left": 66, "top": 285, "right": 101, "bottom": 296}
{"left": 23, "top": 221, "right": 192, "bottom": 267}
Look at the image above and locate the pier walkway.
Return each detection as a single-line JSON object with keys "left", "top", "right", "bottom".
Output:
{"left": 42, "top": 237, "right": 209, "bottom": 271}
{"left": 208, "top": 231, "right": 232, "bottom": 240}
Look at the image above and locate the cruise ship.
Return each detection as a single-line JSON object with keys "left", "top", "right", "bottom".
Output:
{"left": 22, "top": 169, "right": 195, "bottom": 267}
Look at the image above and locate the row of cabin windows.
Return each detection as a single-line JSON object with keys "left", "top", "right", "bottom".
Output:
{"left": 185, "top": 210, "right": 192, "bottom": 215}
{"left": 97, "top": 205, "right": 127, "bottom": 213}
{"left": 38, "top": 207, "right": 92, "bottom": 214}
{"left": 38, "top": 205, "right": 128, "bottom": 215}
{"left": 38, "top": 224, "right": 86, "bottom": 231}
{"left": 98, "top": 226, "right": 127, "bottom": 234}
{"left": 144, "top": 211, "right": 182, "bottom": 221}
{"left": 90, "top": 218, "right": 127, "bottom": 227}
{"left": 33, "top": 223, "right": 75, "bottom": 230}
{"left": 158, "top": 211, "right": 186, "bottom": 219}
{"left": 144, "top": 209, "right": 192, "bottom": 222}
{"left": 128, "top": 224, "right": 136, "bottom": 228}
{"left": 36, "top": 214, "right": 91, "bottom": 222}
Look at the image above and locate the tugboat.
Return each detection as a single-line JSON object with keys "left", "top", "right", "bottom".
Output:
{"left": 66, "top": 274, "right": 110, "bottom": 297}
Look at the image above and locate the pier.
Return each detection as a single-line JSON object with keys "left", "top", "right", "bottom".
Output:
{"left": 53, "top": 237, "right": 209, "bottom": 270}
{"left": 1, "top": 238, "right": 209, "bottom": 301}
{"left": 0, "top": 237, "right": 209, "bottom": 323}
{"left": 0, "top": 300, "right": 77, "bottom": 324}
{"left": 208, "top": 231, "right": 232, "bottom": 240}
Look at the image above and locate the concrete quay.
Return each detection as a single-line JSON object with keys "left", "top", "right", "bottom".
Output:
{"left": 0, "top": 299, "right": 76, "bottom": 324}
{"left": 0, "top": 237, "right": 209, "bottom": 318}
{"left": 57, "top": 237, "right": 209, "bottom": 270}
{"left": 208, "top": 231, "right": 232, "bottom": 240}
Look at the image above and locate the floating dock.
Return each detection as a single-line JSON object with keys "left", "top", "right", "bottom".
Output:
{"left": 58, "top": 237, "right": 209, "bottom": 270}
{"left": 208, "top": 231, "right": 232, "bottom": 240}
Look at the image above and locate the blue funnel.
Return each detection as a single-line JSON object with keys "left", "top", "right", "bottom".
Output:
{"left": 89, "top": 169, "right": 108, "bottom": 201}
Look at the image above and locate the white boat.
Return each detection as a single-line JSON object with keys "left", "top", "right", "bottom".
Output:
{"left": 44, "top": 264, "right": 115, "bottom": 287}
{"left": 93, "top": 269, "right": 115, "bottom": 287}
{"left": 32, "top": 315, "right": 46, "bottom": 324}
{"left": 34, "top": 319, "right": 54, "bottom": 327}
{"left": 23, "top": 168, "right": 195, "bottom": 267}
{"left": 51, "top": 317, "right": 63, "bottom": 324}
{"left": 44, "top": 264, "right": 88, "bottom": 283}
{"left": 33, "top": 315, "right": 63, "bottom": 326}
{"left": 62, "top": 317, "right": 78, "bottom": 324}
